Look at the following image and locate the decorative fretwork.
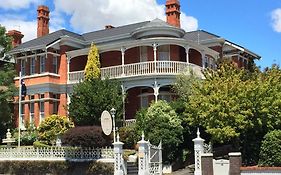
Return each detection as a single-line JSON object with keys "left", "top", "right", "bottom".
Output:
{"left": 0, "top": 147, "right": 113, "bottom": 161}
{"left": 203, "top": 142, "right": 212, "bottom": 153}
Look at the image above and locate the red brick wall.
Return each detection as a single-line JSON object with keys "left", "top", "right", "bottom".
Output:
{"left": 125, "top": 47, "right": 140, "bottom": 64}
{"left": 70, "top": 55, "right": 87, "bottom": 71}
{"left": 189, "top": 49, "right": 202, "bottom": 66}
{"left": 170, "top": 45, "right": 180, "bottom": 61}
{"left": 147, "top": 46, "right": 154, "bottom": 61}
{"left": 100, "top": 51, "right": 121, "bottom": 67}
{"left": 126, "top": 88, "right": 140, "bottom": 119}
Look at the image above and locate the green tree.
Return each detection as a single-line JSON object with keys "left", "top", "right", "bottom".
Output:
{"left": 84, "top": 43, "right": 100, "bottom": 79}
{"left": 38, "top": 115, "right": 74, "bottom": 145}
{"left": 0, "top": 25, "right": 15, "bottom": 139}
{"left": 174, "top": 62, "right": 281, "bottom": 164}
{"left": 135, "top": 100, "right": 183, "bottom": 163}
{"left": 69, "top": 77, "right": 123, "bottom": 126}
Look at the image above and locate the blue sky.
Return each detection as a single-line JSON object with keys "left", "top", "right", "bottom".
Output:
{"left": 0, "top": 0, "right": 280, "bottom": 69}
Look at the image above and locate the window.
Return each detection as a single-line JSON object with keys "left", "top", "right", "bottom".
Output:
{"left": 204, "top": 56, "right": 209, "bottom": 68}
{"left": 40, "top": 55, "right": 46, "bottom": 73}
{"left": 30, "top": 57, "right": 36, "bottom": 75}
{"left": 29, "top": 95, "right": 34, "bottom": 126}
{"left": 140, "top": 46, "right": 148, "bottom": 62}
{"left": 52, "top": 94, "right": 60, "bottom": 114}
{"left": 53, "top": 56, "right": 58, "bottom": 74}
{"left": 20, "top": 104, "right": 25, "bottom": 129}
{"left": 39, "top": 94, "right": 45, "bottom": 123}
{"left": 158, "top": 45, "right": 170, "bottom": 61}
{"left": 20, "top": 59, "right": 25, "bottom": 76}
{"left": 140, "top": 95, "right": 149, "bottom": 108}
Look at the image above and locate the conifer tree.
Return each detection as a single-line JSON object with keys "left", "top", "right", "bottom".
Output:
{"left": 84, "top": 43, "right": 100, "bottom": 79}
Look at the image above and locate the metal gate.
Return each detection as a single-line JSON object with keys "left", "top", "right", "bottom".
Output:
{"left": 148, "top": 141, "right": 162, "bottom": 175}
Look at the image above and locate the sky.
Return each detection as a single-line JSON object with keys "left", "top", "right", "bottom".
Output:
{"left": 0, "top": 0, "right": 280, "bottom": 69}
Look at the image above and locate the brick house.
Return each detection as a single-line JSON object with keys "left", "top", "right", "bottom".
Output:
{"left": 9, "top": 0, "right": 260, "bottom": 128}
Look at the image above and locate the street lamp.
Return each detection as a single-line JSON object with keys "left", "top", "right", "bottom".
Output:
{"left": 110, "top": 108, "right": 116, "bottom": 143}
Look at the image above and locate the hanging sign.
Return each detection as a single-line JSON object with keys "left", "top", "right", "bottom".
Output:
{"left": 101, "top": 110, "right": 112, "bottom": 136}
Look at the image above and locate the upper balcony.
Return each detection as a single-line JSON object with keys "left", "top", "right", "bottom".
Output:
{"left": 68, "top": 61, "right": 203, "bottom": 84}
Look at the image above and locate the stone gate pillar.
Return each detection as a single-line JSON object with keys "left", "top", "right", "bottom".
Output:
{"left": 113, "top": 134, "right": 124, "bottom": 175}
{"left": 138, "top": 132, "right": 149, "bottom": 175}
{"left": 193, "top": 128, "right": 205, "bottom": 175}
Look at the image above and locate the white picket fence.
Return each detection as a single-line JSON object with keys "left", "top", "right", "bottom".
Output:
{"left": 0, "top": 147, "right": 114, "bottom": 161}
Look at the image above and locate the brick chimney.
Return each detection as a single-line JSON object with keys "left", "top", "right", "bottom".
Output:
{"left": 7, "top": 30, "right": 24, "bottom": 48}
{"left": 165, "top": 0, "right": 181, "bottom": 28}
{"left": 37, "top": 5, "right": 49, "bottom": 38}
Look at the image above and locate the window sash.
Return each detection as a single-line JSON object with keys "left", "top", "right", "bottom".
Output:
{"left": 40, "top": 56, "right": 46, "bottom": 73}
{"left": 53, "top": 56, "right": 58, "bottom": 74}
{"left": 30, "top": 57, "right": 36, "bottom": 75}
{"left": 21, "top": 60, "right": 25, "bottom": 75}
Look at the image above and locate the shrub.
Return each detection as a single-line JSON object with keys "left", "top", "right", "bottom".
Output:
{"left": 38, "top": 115, "right": 74, "bottom": 145}
{"left": 87, "top": 162, "right": 113, "bottom": 175}
{"left": 135, "top": 100, "right": 183, "bottom": 163}
{"left": 33, "top": 141, "right": 50, "bottom": 148}
{"left": 62, "top": 126, "right": 112, "bottom": 147}
{"left": 259, "top": 130, "right": 281, "bottom": 166}
{"left": 118, "top": 125, "right": 137, "bottom": 149}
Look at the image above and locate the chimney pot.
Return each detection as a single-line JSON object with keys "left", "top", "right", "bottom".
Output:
{"left": 7, "top": 30, "right": 24, "bottom": 48}
{"left": 165, "top": 0, "right": 181, "bottom": 28}
{"left": 105, "top": 25, "right": 115, "bottom": 29}
{"left": 37, "top": 5, "right": 50, "bottom": 38}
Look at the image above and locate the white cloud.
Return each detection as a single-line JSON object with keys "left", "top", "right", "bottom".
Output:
{"left": 271, "top": 8, "right": 281, "bottom": 33}
{"left": 53, "top": 0, "right": 198, "bottom": 33}
{"left": 181, "top": 13, "right": 198, "bottom": 32}
{"left": 1, "top": 18, "right": 60, "bottom": 42}
{"left": 0, "top": 0, "right": 45, "bottom": 10}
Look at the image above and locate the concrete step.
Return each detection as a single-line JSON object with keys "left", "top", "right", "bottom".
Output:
{"left": 127, "top": 162, "right": 138, "bottom": 175}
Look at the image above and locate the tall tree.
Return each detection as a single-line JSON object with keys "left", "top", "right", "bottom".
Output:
{"left": 0, "top": 25, "right": 15, "bottom": 139}
{"left": 84, "top": 43, "right": 100, "bottom": 80}
{"left": 174, "top": 62, "right": 281, "bottom": 164}
{"left": 69, "top": 77, "right": 123, "bottom": 126}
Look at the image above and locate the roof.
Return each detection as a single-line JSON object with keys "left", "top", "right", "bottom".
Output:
{"left": 82, "top": 21, "right": 150, "bottom": 42}
{"left": 184, "top": 30, "right": 221, "bottom": 42}
{"left": 11, "top": 29, "right": 83, "bottom": 52}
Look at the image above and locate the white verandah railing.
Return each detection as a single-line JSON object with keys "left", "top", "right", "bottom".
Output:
{"left": 68, "top": 61, "right": 203, "bottom": 83}
{"left": 0, "top": 147, "right": 114, "bottom": 161}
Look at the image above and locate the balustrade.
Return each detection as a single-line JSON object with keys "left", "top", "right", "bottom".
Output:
{"left": 68, "top": 61, "right": 203, "bottom": 83}
{"left": 0, "top": 147, "right": 113, "bottom": 161}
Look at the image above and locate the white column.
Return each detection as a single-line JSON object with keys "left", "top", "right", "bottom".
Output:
{"left": 121, "top": 47, "right": 125, "bottom": 76}
{"left": 67, "top": 58, "right": 70, "bottom": 83}
{"left": 153, "top": 43, "right": 157, "bottom": 73}
{"left": 113, "top": 134, "right": 124, "bottom": 175}
{"left": 192, "top": 128, "right": 205, "bottom": 175}
{"left": 153, "top": 80, "right": 159, "bottom": 102}
{"left": 185, "top": 46, "right": 190, "bottom": 64}
{"left": 138, "top": 132, "right": 149, "bottom": 175}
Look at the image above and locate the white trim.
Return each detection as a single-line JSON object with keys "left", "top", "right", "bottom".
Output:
{"left": 14, "top": 72, "right": 60, "bottom": 80}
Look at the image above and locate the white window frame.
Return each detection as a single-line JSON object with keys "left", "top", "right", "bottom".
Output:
{"left": 20, "top": 59, "right": 25, "bottom": 76}
{"left": 29, "top": 102, "right": 34, "bottom": 126}
{"left": 40, "top": 55, "right": 46, "bottom": 73}
{"left": 20, "top": 104, "right": 25, "bottom": 130}
{"left": 30, "top": 57, "right": 36, "bottom": 75}
{"left": 140, "top": 95, "right": 149, "bottom": 108}
{"left": 140, "top": 46, "right": 148, "bottom": 62}
{"left": 39, "top": 94, "right": 45, "bottom": 123}
{"left": 52, "top": 94, "right": 59, "bottom": 114}
{"left": 53, "top": 56, "right": 58, "bottom": 74}
{"left": 158, "top": 45, "right": 170, "bottom": 61}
